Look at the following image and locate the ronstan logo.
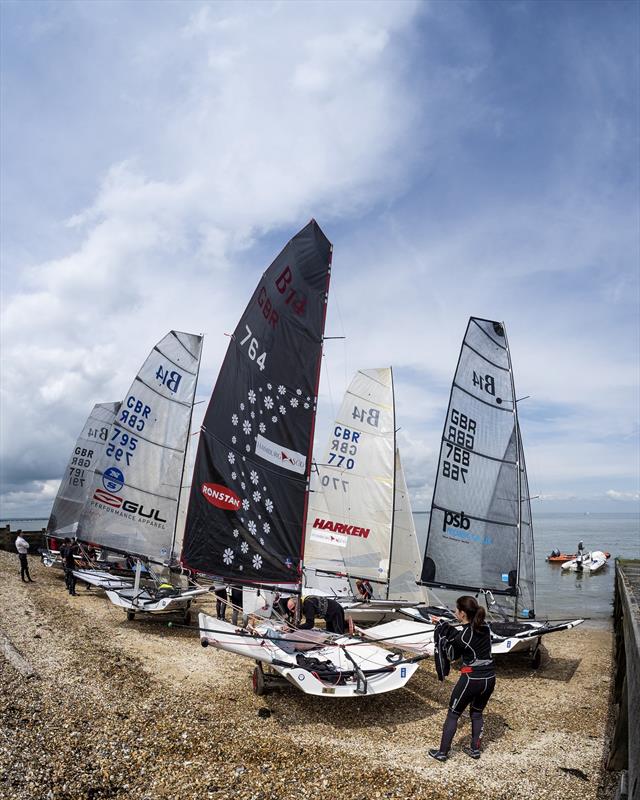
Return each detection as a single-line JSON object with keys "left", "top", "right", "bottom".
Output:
{"left": 313, "top": 518, "right": 370, "bottom": 539}
{"left": 201, "top": 483, "right": 241, "bottom": 511}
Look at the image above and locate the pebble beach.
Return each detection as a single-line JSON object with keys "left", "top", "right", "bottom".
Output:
{"left": 0, "top": 551, "right": 619, "bottom": 800}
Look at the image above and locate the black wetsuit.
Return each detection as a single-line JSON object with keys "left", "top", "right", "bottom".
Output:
{"left": 59, "top": 543, "right": 78, "bottom": 595}
{"left": 435, "top": 620, "right": 496, "bottom": 754}
{"left": 299, "top": 596, "right": 345, "bottom": 634}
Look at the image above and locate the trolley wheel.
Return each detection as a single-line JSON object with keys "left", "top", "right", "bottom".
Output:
{"left": 530, "top": 646, "right": 542, "bottom": 669}
{"left": 183, "top": 608, "right": 192, "bottom": 625}
{"left": 252, "top": 663, "right": 266, "bottom": 696}
{"left": 126, "top": 610, "right": 135, "bottom": 621}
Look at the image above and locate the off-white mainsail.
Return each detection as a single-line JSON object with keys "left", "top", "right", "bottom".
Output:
{"left": 304, "top": 368, "right": 395, "bottom": 596}
{"left": 77, "top": 331, "right": 203, "bottom": 565}
{"left": 387, "top": 450, "right": 428, "bottom": 603}
{"left": 46, "top": 402, "right": 120, "bottom": 538}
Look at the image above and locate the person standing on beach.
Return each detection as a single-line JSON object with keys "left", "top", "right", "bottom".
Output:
{"left": 15, "top": 531, "right": 34, "bottom": 583}
{"left": 59, "top": 537, "right": 79, "bottom": 596}
{"left": 214, "top": 583, "right": 228, "bottom": 620}
{"left": 428, "top": 595, "right": 496, "bottom": 762}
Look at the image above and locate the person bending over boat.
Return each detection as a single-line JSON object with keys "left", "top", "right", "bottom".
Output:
{"left": 287, "top": 595, "right": 346, "bottom": 634}
{"left": 428, "top": 595, "right": 496, "bottom": 763}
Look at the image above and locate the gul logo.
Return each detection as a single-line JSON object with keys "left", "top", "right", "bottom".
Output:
{"left": 313, "top": 518, "right": 370, "bottom": 539}
{"left": 442, "top": 510, "right": 470, "bottom": 532}
{"left": 201, "top": 483, "right": 241, "bottom": 511}
{"left": 92, "top": 489, "right": 167, "bottom": 522}
{"left": 103, "top": 466, "right": 125, "bottom": 493}
{"left": 255, "top": 434, "right": 306, "bottom": 475}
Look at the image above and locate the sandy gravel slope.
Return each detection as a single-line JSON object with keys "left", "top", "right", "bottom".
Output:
{"left": 0, "top": 552, "right": 618, "bottom": 800}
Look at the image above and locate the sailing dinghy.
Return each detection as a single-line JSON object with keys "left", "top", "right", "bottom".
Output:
{"left": 75, "top": 330, "right": 207, "bottom": 619}
{"left": 360, "top": 318, "right": 584, "bottom": 666}
{"left": 181, "top": 221, "right": 420, "bottom": 696}
{"left": 303, "top": 367, "right": 433, "bottom": 624}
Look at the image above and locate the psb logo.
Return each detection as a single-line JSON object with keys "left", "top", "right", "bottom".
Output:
{"left": 103, "top": 467, "right": 125, "bottom": 493}
{"left": 442, "top": 510, "right": 470, "bottom": 532}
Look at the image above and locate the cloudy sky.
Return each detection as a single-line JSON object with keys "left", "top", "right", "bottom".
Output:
{"left": 1, "top": 0, "right": 638, "bottom": 521}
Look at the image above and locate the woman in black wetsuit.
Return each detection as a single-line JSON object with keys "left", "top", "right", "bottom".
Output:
{"left": 429, "top": 595, "right": 495, "bottom": 762}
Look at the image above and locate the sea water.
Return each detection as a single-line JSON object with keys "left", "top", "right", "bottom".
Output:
{"left": 4, "top": 512, "right": 639, "bottom": 627}
{"left": 413, "top": 512, "right": 639, "bottom": 627}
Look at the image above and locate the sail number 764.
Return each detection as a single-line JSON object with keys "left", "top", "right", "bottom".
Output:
{"left": 239, "top": 325, "right": 267, "bottom": 371}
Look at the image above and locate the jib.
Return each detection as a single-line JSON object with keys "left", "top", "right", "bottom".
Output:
{"left": 443, "top": 510, "right": 470, "bottom": 532}
{"left": 275, "top": 266, "right": 306, "bottom": 316}
{"left": 119, "top": 396, "right": 151, "bottom": 432}
{"left": 122, "top": 500, "right": 166, "bottom": 523}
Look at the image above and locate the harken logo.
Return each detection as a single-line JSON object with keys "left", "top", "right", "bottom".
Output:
{"left": 201, "top": 483, "right": 242, "bottom": 511}
{"left": 312, "top": 518, "right": 370, "bottom": 539}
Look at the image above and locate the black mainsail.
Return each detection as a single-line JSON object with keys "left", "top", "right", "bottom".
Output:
{"left": 181, "top": 221, "right": 333, "bottom": 585}
{"left": 420, "top": 317, "right": 535, "bottom": 619}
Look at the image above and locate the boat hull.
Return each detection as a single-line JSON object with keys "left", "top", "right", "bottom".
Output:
{"left": 198, "top": 612, "right": 418, "bottom": 697}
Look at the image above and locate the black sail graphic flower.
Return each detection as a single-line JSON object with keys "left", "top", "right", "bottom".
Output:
{"left": 181, "top": 221, "right": 332, "bottom": 584}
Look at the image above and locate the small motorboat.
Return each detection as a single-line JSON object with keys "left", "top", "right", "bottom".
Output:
{"left": 561, "top": 550, "right": 609, "bottom": 574}
{"left": 546, "top": 549, "right": 610, "bottom": 563}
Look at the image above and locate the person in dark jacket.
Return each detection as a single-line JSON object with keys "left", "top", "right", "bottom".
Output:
{"left": 59, "top": 538, "right": 79, "bottom": 596}
{"left": 428, "top": 595, "right": 496, "bottom": 762}
{"left": 287, "top": 595, "right": 345, "bottom": 634}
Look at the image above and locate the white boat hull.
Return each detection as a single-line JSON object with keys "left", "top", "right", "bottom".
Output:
{"left": 358, "top": 617, "right": 586, "bottom": 659}
{"left": 105, "top": 586, "right": 209, "bottom": 617}
{"left": 72, "top": 569, "right": 133, "bottom": 591}
{"left": 198, "top": 612, "right": 419, "bottom": 697}
{"left": 561, "top": 551, "right": 608, "bottom": 573}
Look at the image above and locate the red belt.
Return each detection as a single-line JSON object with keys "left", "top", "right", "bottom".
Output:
{"left": 460, "top": 666, "right": 473, "bottom": 674}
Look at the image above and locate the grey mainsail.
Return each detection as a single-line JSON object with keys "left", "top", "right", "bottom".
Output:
{"left": 46, "top": 402, "right": 120, "bottom": 538}
{"left": 420, "top": 317, "right": 535, "bottom": 619}
{"left": 77, "top": 331, "right": 203, "bottom": 564}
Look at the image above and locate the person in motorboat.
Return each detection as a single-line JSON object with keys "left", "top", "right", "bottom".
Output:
{"left": 428, "top": 595, "right": 496, "bottom": 763}
{"left": 287, "top": 594, "right": 346, "bottom": 634}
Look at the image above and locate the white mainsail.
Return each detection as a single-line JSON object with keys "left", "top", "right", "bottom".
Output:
{"left": 77, "top": 331, "right": 203, "bottom": 564}
{"left": 303, "top": 368, "right": 396, "bottom": 597}
{"left": 47, "top": 402, "right": 120, "bottom": 538}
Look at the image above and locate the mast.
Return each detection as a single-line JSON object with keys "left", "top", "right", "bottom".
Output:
{"left": 385, "top": 367, "right": 397, "bottom": 601}
{"left": 297, "top": 244, "right": 333, "bottom": 585}
{"left": 170, "top": 333, "right": 204, "bottom": 565}
{"left": 503, "top": 323, "right": 521, "bottom": 622}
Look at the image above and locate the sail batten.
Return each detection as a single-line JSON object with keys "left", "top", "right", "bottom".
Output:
{"left": 421, "top": 317, "right": 536, "bottom": 619}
